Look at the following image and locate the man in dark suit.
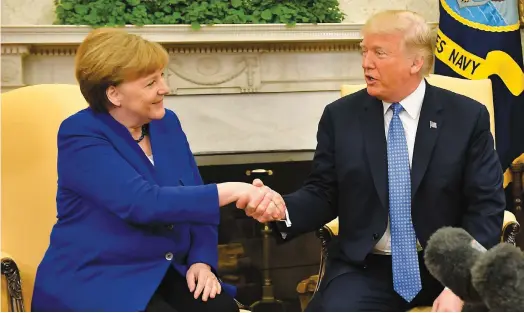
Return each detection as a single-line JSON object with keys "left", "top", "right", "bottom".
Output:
{"left": 244, "top": 9, "right": 506, "bottom": 312}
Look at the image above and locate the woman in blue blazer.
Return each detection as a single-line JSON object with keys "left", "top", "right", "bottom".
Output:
{"left": 31, "top": 28, "right": 286, "bottom": 312}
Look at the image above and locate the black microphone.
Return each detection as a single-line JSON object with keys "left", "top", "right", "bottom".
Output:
{"left": 424, "top": 227, "right": 485, "bottom": 303}
{"left": 471, "top": 242, "right": 524, "bottom": 312}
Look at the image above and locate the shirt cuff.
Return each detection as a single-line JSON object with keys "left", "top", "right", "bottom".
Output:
{"left": 279, "top": 209, "right": 292, "bottom": 239}
{"left": 283, "top": 209, "right": 292, "bottom": 227}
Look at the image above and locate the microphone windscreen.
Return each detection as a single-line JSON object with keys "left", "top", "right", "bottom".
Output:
{"left": 424, "top": 227, "right": 484, "bottom": 302}
{"left": 471, "top": 243, "right": 524, "bottom": 312}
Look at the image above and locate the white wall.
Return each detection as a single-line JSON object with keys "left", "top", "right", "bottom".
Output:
{"left": 2, "top": 0, "right": 523, "bottom": 160}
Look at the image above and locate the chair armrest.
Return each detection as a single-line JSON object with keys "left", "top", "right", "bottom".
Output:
{"left": 1, "top": 251, "right": 25, "bottom": 312}
{"left": 296, "top": 275, "right": 319, "bottom": 294}
{"left": 316, "top": 217, "right": 339, "bottom": 242}
{"left": 1, "top": 252, "right": 13, "bottom": 261}
{"left": 504, "top": 210, "right": 518, "bottom": 227}
{"left": 313, "top": 218, "right": 340, "bottom": 293}
{"left": 504, "top": 210, "right": 518, "bottom": 226}
{"left": 324, "top": 217, "right": 339, "bottom": 237}
{"left": 234, "top": 298, "right": 250, "bottom": 312}
{"left": 502, "top": 210, "right": 521, "bottom": 245}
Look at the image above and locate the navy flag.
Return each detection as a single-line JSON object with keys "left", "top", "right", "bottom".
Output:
{"left": 434, "top": 0, "right": 524, "bottom": 198}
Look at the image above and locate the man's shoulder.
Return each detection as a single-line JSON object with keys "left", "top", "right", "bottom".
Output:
{"left": 427, "top": 83, "right": 485, "bottom": 114}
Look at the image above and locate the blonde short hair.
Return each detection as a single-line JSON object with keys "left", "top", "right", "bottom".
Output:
{"left": 75, "top": 28, "right": 169, "bottom": 113}
{"left": 362, "top": 10, "right": 434, "bottom": 76}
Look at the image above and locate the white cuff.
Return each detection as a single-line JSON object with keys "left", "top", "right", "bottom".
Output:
{"left": 283, "top": 209, "right": 292, "bottom": 227}
{"left": 279, "top": 209, "right": 291, "bottom": 239}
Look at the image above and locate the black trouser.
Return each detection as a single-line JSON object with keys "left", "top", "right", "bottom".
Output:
{"left": 145, "top": 266, "right": 239, "bottom": 312}
{"left": 306, "top": 252, "right": 443, "bottom": 312}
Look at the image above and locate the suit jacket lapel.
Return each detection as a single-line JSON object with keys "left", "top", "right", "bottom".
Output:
{"left": 95, "top": 112, "right": 158, "bottom": 183}
{"left": 411, "top": 82, "right": 443, "bottom": 198}
{"left": 149, "top": 119, "right": 180, "bottom": 186}
{"left": 362, "top": 96, "right": 389, "bottom": 210}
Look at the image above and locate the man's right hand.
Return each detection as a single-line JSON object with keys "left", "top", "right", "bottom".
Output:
{"left": 235, "top": 179, "right": 286, "bottom": 223}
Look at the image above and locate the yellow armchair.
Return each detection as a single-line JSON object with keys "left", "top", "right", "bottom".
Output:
{"left": 0, "top": 84, "right": 252, "bottom": 313}
{"left": 1, "top": 85, "right": 88, "bottom": 311}
{"left": 296, "top": 74, "right": 521, "bottom": 311}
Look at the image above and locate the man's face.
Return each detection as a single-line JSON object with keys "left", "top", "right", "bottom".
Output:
{"left": 360, "top": 32, "right": 416, "bottom": 102}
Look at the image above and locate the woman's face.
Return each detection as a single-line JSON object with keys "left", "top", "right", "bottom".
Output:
{"left": 107, "top": 69, "right": 169, "bottom": 123}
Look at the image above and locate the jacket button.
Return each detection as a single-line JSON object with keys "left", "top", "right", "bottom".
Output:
{"left": 165, "top": 252, "right": 173, "bottom": 261}
{"left": 166, "top": 224, "right": 174, "bottom": 230}
{"left": 373, "top": 233, "right": 379, "bottom": 240}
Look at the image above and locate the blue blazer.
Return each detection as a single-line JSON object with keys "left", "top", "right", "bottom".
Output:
{"left": 32, "top": 108, "right": 234, "bottom": 311}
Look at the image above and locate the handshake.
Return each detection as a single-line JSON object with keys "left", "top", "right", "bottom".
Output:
{"left": 234, "top": 179, "right": 287, "bottom": 223}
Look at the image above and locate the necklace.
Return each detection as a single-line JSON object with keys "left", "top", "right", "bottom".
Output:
{"left": 135, "top": 124, "right": 149, "bottom": 143}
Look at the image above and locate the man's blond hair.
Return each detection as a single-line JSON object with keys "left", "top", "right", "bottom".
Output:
{"left": 362, "top": 10, "right": 434, "bottom": 76}
{"left": 75, "top": 28, "right": 169, "bottom": 113}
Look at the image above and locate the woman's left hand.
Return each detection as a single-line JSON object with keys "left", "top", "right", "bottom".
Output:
{"left": 186, "top": 263, "right": 221, "bottom": 301}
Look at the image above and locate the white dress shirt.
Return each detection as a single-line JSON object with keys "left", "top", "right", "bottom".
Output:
{"left": 147, "top": 154, "right": 154, "bottom": 165}
{"left": 282, "top": 79, "right": 426, "bottom": 250}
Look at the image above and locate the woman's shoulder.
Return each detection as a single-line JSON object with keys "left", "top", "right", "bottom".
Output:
{"left": 59, "top": 108, "right": 99, "bottom": 134}
{"left": 158, "top": 108, "right": 183, "bottom": 129}
{"left": 162, "top": 108, "right": 178, "bottom": 122}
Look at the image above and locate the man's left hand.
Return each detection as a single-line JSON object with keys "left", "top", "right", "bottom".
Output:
{"left": 432, "top": 287, "right": 464, "bottom": 312}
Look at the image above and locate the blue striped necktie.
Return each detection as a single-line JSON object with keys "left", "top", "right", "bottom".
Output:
{"left": 387, "top": 103, "right": 422, "bottom": 302}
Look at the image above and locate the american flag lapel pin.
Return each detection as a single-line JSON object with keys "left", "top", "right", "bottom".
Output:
{"left": 429, "top": 121, "right": 437, "bottom": 129}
